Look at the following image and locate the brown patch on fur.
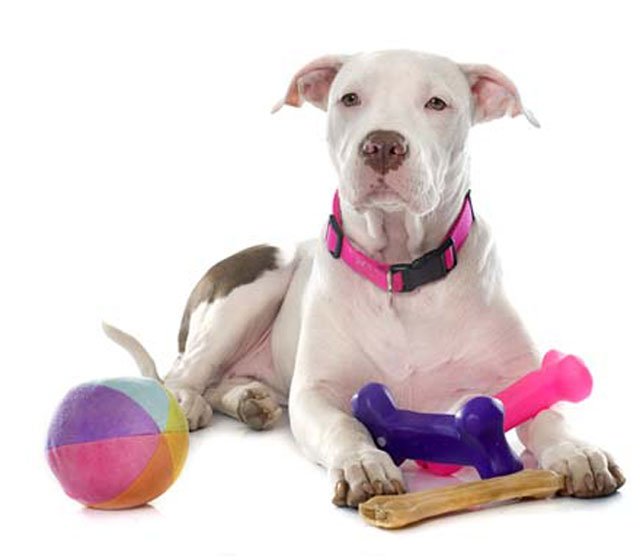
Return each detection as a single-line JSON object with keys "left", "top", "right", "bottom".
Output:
{"left": 177, "top": 245, "right": 280, "bottom": 353}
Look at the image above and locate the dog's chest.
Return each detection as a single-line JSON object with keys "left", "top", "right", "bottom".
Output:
{"left": 337, "top": 275, "right": 518, "bottom": 412}
{"left": 363, "top": 302, "right": 485, "bottom": 403}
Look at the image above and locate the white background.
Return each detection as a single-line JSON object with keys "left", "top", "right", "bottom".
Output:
{"left": 1, "top": 1, "right": 638, "bottom": 558}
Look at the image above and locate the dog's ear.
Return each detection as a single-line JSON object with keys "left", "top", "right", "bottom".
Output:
{"left": 272, "top": 55, "right": 349, "bottom": 113}
{"left": 460, "top": 63, "right": 539, "bottom": 127}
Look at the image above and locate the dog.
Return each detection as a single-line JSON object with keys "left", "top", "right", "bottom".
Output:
{"left": 105, "top": 50, "right": 625, "bottom": 507}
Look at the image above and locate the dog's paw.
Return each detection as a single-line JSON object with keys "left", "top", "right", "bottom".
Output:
{"left": 166, "top": 385, "right": 213, "bottom": 431}
{"left": 330, "top": 448, "right": 405, "bottom": 508}
{"left": 540, "top": 441, "right": 625, "bottom": 498}
{"left": 237, "top": 387, "right": 283, "bottom": 430}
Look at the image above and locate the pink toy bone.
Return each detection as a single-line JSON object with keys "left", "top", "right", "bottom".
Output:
{"left": 419, "top": 350, "right": 593, "bottom": 475}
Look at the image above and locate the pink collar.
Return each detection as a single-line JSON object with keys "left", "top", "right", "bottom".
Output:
{"left": 325, "top": 191, "right": 475, "bottom": 293}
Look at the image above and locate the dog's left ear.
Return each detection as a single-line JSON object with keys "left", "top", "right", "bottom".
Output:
{"left": 272, "top": 55, "right": 349, "bottom": 113}
{"left": 460, "top": 64, "right": 539, "bottom": 127}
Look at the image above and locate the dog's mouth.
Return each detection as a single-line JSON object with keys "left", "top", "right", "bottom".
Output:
{"left": 367, "top": 181, "right": 404, "bottom": 202}
{"left": 354, "top": 175, "right": 409, "bottom": 209}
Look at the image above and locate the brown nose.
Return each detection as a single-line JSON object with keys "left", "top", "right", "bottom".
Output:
{"left": 359, "top": 130, "right": 409, "bottom": 175}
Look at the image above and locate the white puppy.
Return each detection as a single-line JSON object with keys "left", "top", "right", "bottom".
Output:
{"left": 106, "top": 50, "right": 624, "bottom": 507}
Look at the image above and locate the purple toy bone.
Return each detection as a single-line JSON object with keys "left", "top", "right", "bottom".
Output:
{"left": 351, "top": 383, "right": 523, "bottom": 479}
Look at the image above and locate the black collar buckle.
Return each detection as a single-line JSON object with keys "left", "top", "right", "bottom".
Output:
{"left": 327, "top": 214, "right": 344, "bottom": 259}
{"left": 390, "top": 238, "right": 457, "bottom": 293}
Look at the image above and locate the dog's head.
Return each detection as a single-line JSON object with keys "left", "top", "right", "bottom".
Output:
{"left": 274, "top": 50, "right": 537, "bottom": 215}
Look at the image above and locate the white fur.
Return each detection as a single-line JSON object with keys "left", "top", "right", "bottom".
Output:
{"left": 108, "top": 50, "right": 623, "bottom": 505}
{"left": 102, "top": 322, "right": 160, "bottom": 381}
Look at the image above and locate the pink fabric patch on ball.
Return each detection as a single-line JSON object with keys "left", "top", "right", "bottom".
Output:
{"left": 47, "top": 434, "right": 160, "bottom": 505}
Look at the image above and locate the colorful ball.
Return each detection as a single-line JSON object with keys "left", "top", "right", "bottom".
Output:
{"left": 46, "top": 377, "right": 189, "bottom": 509}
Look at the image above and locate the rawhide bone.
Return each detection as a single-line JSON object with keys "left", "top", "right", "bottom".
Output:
{"left": 359, "top": 469, "right": 565, "bottom": 529}
{"left": 351, "top": 383, "right": 523, "bottom": 479}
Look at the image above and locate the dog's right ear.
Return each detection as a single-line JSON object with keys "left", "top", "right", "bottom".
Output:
{"left": 272, "top": 55, "right": 349, "bottom": 113}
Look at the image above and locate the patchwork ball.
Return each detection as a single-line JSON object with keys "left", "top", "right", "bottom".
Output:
{"left": 46, "top": 377, "right": 189, "bottom": 509}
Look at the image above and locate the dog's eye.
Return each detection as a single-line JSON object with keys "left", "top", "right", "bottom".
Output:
{"left": 340, "top": 93, "right": 361, "bottom": 107}
{"left": 425, "top": 97, "right": 448, "bottom": 111}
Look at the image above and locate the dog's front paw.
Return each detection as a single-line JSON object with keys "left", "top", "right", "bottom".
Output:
{"left": 330, "top": 448, "right": 405, "bottom": 508}
{"left": 166, "top": 385, "right": 213, "bottom": 431}
{"left": 540, "top": 441, "right": 625, "bottom": 498}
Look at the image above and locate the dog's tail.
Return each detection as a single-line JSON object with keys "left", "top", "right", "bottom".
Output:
{"left": 102, "top": 321, "right": 162, "bottom": 383}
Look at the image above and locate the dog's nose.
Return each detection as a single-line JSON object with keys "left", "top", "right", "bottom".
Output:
{"left": 359, "top": 130, "right": 409, "bottom": 175}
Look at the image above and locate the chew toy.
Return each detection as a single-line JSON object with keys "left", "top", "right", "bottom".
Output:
{"left": 421, "top": 350, "right": 593, "bottom": 475}
{"left": 352, "top": 384, "right": 523, "bottom": 479}
{"left": 46, "top": 377, "right": 189, "bottom": 509}
{"left": 359, "top": 469, "right": 565, "bottom": 529}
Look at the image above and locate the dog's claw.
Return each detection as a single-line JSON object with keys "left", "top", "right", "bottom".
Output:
{"left": 391, "top": 479, "right": 406, "bottom": 495}
{"left": 610, "top": 464, "right": 626, "bottom": 488}
{"left": 332, "top": 480, "right": 349, "bottom": 507}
